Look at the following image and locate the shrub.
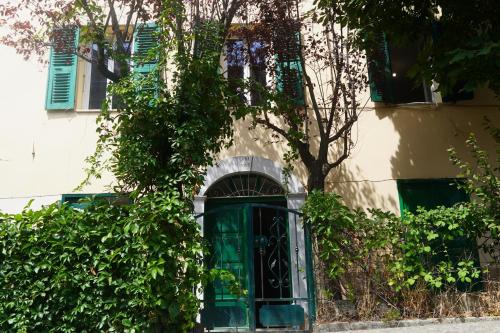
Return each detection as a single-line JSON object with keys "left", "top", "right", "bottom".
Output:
{"left": 302, "top": 190, "right": 401, "bottom": 314}
{"left": 302, "top": 191, "right": 400, "bottom": 282}
{"left": 392, "top": 205, "right": 483, "bottom": 290}
{"left": 0, "top": 190, "right": 203, "bottom": 332}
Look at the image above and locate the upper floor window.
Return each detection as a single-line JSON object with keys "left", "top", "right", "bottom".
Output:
{"left": 367, "top": 35, "right": 432, "bottom": 104}
{"left": 368, "top": 34, "right": 474, "bottom": 104}
{"left": 84, "top": 42, "right": 131, "bottom": 110}
{"left": 224, "top": 30, "right": 304, "bottom": 107}
{"left": 226, "top": 39, "right": 268, "bottom": 106}
{"left": 45, "top": 24, "right": 157, "bottom": 111}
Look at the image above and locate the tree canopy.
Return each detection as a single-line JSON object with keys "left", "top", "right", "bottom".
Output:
{"left": 231, "top": 0, "right": 367, "bottom": 191}
{"left": 317, "top": 0, "right": 500, "bottom": 95}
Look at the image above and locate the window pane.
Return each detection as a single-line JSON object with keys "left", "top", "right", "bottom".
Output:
{"left": 250, "top": 41, "right": 267, "bottom": 106}
{"left": 227, "top": 40, "right": 245, "bottom": 101}
{"left": 89, "top": 44, "right": 108, "bottom": 109}
{"left": 389, "top": 44, "right": 430, "bottom": 103}
{"left": 112, "top": 42, "right": 131, "bottom": 109}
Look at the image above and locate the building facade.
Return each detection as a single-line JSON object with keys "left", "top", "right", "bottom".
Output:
{"left": 0, "top": 4, "right": 499, "bottom": 331}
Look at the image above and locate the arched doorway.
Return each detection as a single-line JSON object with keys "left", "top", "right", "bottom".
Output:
{"left": 194, "top": 156, "right": 314, "bottom": 332}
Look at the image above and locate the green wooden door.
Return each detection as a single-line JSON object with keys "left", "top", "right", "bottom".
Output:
{"left": 201, "top": 203, "right": 252, "bottom": 330}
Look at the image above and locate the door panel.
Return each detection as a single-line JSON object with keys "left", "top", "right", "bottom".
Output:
{"left": 202, "top": 204, "right": 251, "bottom": 330}
{"left": 200, "top": 200, "right": 312, "bottom": 331}
{"left": 252, "top": 206, "right": 293, "bottom": 328}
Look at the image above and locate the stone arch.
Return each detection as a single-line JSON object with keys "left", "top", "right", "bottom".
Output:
{"left": 194, "top": 155, "right": 307, "bottom": 230}
{"left": 198, "top": 155, "right": 304, "bottom": 197}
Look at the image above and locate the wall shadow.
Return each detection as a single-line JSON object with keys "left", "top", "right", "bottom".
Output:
{"left": 375, "top": 104, "right": 499, "bottom": 181}
{"left": 327, "top": 163, "right": 398, "bottom": 213}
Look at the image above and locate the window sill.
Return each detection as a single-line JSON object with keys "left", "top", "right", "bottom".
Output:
{"left": 372, "top": 101, "right": 438, "bottom": 110}
{"left": 75, "top": 109, "right": 119, "bottom": 113}
{"left": 372, "top": 101, "right": 499, "bottom": 109}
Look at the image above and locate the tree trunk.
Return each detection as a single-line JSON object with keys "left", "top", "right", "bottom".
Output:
{"left": 307, "top": 163, "right": 326, "bottom": 192}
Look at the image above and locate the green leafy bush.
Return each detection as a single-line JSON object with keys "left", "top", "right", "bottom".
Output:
{"left": 302, "top": 191, "right": 400, "bottom": 282}
{"left": 393, "top": 122, "right": 499, "bottom": 290}
{"left": 449, "top": 122, "right": 500, "bottom": 262}
{"left": 0, "top": 190, "right": 203, "bottom": 332}
{"left": 392, "top": 205, "right": 482, "bottom": 289}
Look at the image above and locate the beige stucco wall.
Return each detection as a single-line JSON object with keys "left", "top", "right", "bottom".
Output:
{"left": 0, "top": 45, "right": 111, "bottom": 212}
{"left": 0, "top": 35, "right": 499, "bottom": 215}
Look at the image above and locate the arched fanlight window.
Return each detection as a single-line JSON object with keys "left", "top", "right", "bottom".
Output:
{"left": 205, "top": 173, "right": 285, "bottom": 198}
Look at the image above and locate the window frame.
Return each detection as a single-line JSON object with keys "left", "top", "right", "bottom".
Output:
{"left": 222, "top": 39, "right": 271, "bottom": 106}
{"left": 78, "top": 41, "right": 132, "bottom": 111}
{"left": 367, "top": 34, "right": 438, "bottom": 105}
{"left": 75, "top": 23, "right": 157, "bottom": 112}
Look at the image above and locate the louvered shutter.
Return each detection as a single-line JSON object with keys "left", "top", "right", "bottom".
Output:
{"left": 45, "top": 27, "right": 79, "bottom": 110}
{"left": 367, "top": 33, "right": 393, "bottom": 103}
{"left": 276, "top": 31, "right": 305, "bottom": 106}
{"left": 133, "top": 23, "right": 158, "bottom": 75}
{"left": 61, "top": 193, "right": 128, "bottom": 209}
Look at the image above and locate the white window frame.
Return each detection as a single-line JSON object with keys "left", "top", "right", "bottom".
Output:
{"left": 222, "top": 39, "right": 271, "bottom": 105}
{"left": 80, "top": 41, "right": 133, "bottom": 111}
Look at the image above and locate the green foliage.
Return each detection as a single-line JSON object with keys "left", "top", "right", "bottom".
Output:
{"left": 81, "top": 12, "right": 239, "bottom": 196}
{"left": 87, "top": 58, "right": 235, "bottom": 194}
{"left": 391, "top": 205, "right": 482, "bottom": 290}
{"left": 318, "top": 0, "right": 500, "bottom": 95}
{"left": 392, "top": 121, "right": 498, "bottom": 289}
{"left": 82, "top": 21, "right": 237, "bottom": 194}
{"left": 0, "top": 190, "right": 204, "bottom": 332}
{"left": 302, "top": 191, "right": 400, "bottom": 280}
{"left": 449, "top": 119, "right": 500, "bottom": 261}
{"left": 206, "top": 269, "right": 248, "bottom": 299}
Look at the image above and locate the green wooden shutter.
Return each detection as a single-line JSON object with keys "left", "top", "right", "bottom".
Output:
{"left": 276, "top": 32, "right": 305, "bottom": 106}
{"left": 133, "top": 23, "right": 158, "bottom": 75}
{"left": 397, "top": 179, "right": 469, "bottom": 215}
{"left": 367, "top": 33, "right": 393, "bottom": 103}
{"left": 61, "top": 193, "right": 126, "bottom": 209}
{"left": 45, "top": 27, "right": 79, "bottom": 110}
{"left": 132, "top": 23, "right": 159, "bottom": 97}
{"left": 61, "top": 193, "right": 93, "bottom": 210}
